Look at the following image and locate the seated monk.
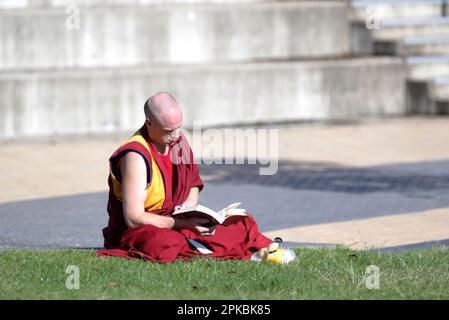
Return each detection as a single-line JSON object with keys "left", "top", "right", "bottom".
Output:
{"left": 97, "top": 92, "right": 274, "bottom": 263}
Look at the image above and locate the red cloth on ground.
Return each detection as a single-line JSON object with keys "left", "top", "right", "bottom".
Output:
{"left": 97, "top": 214, "right": 272, "bottom": 263}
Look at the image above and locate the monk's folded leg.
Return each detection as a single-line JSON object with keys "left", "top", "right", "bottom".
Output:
{"left": 120, "top": 224, "right": 195, "bottom": 263}
{"left": 99, "top": 215, "right": 272, "bottom": 262}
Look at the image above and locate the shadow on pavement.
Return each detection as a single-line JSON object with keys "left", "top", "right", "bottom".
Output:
{"left": 199, "top": 159, "right": 449, "bottom": 196}
{"left": 1, "top": 159, "right": 449, "bottom": 249}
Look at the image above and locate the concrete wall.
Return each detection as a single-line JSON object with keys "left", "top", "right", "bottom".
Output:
{"left": 0, "top": 2, "right": 350, "bottom": 69}
{"left": 0, "top": 57, "right": 406, "bottom": 140}
{"left": 0, "top": 0, "right": 267, "bottom": 9}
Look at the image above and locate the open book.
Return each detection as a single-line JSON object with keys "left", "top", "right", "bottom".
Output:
{"left": 172, "top": 202, "right": 248, "bottom": 226}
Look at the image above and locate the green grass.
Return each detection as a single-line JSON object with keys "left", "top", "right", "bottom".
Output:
{"left": 1, "top": 247, "right": 448, "bottom": 299}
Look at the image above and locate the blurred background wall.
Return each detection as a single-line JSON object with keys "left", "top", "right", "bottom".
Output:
{"left": 0, "top": 0, "right": 447, "bottom": 140}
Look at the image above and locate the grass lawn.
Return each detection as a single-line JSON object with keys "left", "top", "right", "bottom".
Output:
{"left": 0, "top": 247, "right": 448, "bottom": 299}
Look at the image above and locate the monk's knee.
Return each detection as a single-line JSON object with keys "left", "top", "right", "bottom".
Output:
{"left": 120, "top": 225, "right": 186, "bottom": 258}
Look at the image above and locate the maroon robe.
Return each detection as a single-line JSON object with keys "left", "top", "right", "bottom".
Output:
{"left": 97, "top": 126, "right": 272, "bottom": 262}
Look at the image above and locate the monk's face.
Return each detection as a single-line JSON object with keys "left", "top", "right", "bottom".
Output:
{"left": 145, "top": 110, "right": 183, "bottom": 147}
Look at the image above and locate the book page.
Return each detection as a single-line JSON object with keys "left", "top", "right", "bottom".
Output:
{"left": 173, "top": 204, "right": 224, "bottom": 224}
{"left": 173, "top": 204, "right": 215, "bottom": 216}
{"left": 218, "top": 202, "right": 247, "bottom": 219}
{"left": 173, "top": 202, "right": 246, "bottom": 224}
{"left": 224, "top": 208, "right": 247, "bottom": 218}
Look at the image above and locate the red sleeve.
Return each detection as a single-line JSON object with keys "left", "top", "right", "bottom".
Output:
{"left": 186, "top": 135, "right": 204, "bottom": 192}
{"left": 190, "top": 161, "right": 204, "bottom": 192}
{"left": 181, "top": 135, "right": 204, "bottom": 191}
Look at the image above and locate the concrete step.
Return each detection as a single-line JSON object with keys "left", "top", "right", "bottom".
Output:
{"left": 0, "top": 1, "right": 350, "bottom": 69}
{"left": 0, "top": 57, "right": 405, "bottom": 140}
{"left": 406, "top": 55, "right": 449, "bottom": 80}
{"left": 407, "top": 78, "right": 449, "bottom": 114}
{"left": 375, "top": 17, "right": 449, "bottom": 39}
{"left": 353, "top": 17, "right": 449, "bottom": 54}
{"left": 431, "top": 76, "right": 449, "bottom": 101}
{"left": 375, "top": 35, "right": 449, "bottom": 55}
{"left": 351, "top": 0, "right": 445, "bottom": 20}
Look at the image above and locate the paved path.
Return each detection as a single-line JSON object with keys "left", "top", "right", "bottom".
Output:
{"left": 1, "top": 117, "right": 449, "bottom": 251}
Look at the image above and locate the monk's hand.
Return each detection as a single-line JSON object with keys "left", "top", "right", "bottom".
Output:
{"left": 174, "top": 200, "right": 196, "bottom": 212}
{"left": 197, "top": 224, "right": 216, "bottom": 237}
{"left": 173, "top": 217, "right": 216, "bottom": 236}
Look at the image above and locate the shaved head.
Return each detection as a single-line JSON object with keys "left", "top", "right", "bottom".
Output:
{"left": 144, "top": 92, "right": 182, "bottom": 127}
{"left": 143, "top": 92, "right": 183, "bottom": 147}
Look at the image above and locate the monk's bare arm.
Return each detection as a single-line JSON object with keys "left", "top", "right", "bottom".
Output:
{"left": 120, "top": 152, "right": 214, "bottom": 235}
{"left": 182, "top": 187, "right": 200, "bottom": 207}
{"left": 121, "top": 152, "right": 175, "bottom": 229}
